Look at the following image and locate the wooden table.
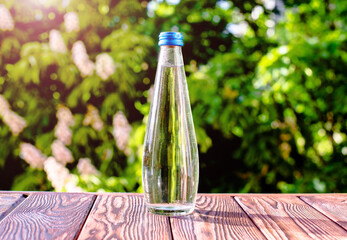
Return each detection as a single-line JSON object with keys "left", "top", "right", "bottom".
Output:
{"left": 0, "top": 192, "right": 346, "bottom": 239}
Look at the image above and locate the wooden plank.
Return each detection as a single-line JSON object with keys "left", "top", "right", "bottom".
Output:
{"left": 235, "top": 195, "right": 347, "bottom": 240}
{"left": 0, "top": 192, "right": 95, "bottom": 240}
{"left": 0, "top": 193, "right": 26, "bottom": 221}
{"left": 169, "top": 194, "right": 266, "bottom": 240}
{"left": 78, "top": 194, "right": 172, "bottom": 240}
{"left": 300, "top": 195, "right": 347, "bottom": 230}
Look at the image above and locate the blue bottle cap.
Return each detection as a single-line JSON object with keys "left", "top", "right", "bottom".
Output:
{"left": 158, "top": 32, "right": 183, "bottom": 46}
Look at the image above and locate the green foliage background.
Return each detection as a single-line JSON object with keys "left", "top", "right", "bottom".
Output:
{"left": 0, "top": 0, "right": 346, "bottom": 193}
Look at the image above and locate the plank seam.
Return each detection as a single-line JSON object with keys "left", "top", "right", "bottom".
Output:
{"left": 232, "top": 196, "right": 270, "bottom": 240}
{"left": 0, "top": 194, "right": 28, "bottom": 225}
{"left": 168, "top": 217, "right": 174, "bottom": 240}
{"left": 74, "top": 194, "right": 98, "bottom": 240}
{"left": 298, "top": 196, "right": 347, "bottom": 232}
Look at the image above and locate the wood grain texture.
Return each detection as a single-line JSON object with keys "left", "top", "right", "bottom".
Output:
{"left": 78, "top": 194, "right": 172, "bottom": 240}
{"left": 0, "top": 192, "right": 95, "bottom": 240}
{"left": 169, "top": 194, "right": 266, "bottom": 240}
{"left": 300, "top": 195, "right": 347, "bottom": 230}
{"left": 235, "top": 195, "right": 347, "bottom": 240}
{"left": 0, "top": 194, "right": 26, "bottom": 221}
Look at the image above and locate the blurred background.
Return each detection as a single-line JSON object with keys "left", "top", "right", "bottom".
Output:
{"left": 0, "top": 0, "right": 346, "bottom": 193}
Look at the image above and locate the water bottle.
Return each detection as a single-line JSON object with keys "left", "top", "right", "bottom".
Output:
{"left": 142, "top": 32, "right": 199, "bottom": 216}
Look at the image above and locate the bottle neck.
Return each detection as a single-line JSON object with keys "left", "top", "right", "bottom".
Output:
{"left": 158, "top": 45, "right": 184, "bottom": 67}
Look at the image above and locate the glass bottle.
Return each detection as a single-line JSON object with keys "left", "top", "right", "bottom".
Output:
{"left": 142, "top": 32, "right": 199, "bottom": 216}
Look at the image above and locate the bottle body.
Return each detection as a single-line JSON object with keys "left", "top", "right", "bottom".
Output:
{"left": 142, "top": 45, "right": 199, "bottom": 216}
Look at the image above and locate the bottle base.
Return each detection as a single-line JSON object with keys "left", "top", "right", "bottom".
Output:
{"left": 146, "top": 203, "right": 194, "bottom": 216}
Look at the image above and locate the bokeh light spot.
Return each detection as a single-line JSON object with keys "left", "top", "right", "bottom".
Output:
{"left": 143, "top": 77, "right": 150, "bottom": 84}
{"left": 99, "top": 5, "right": 109, "bottom": 15}
{"left": 50, "top": 73, "right": 58, "bottom": 80}
{"left": 53, "top": 92, "right": 60, "bottom": 99}
{"left": 48, "top": 12, "right": 55, "bottom": 20}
